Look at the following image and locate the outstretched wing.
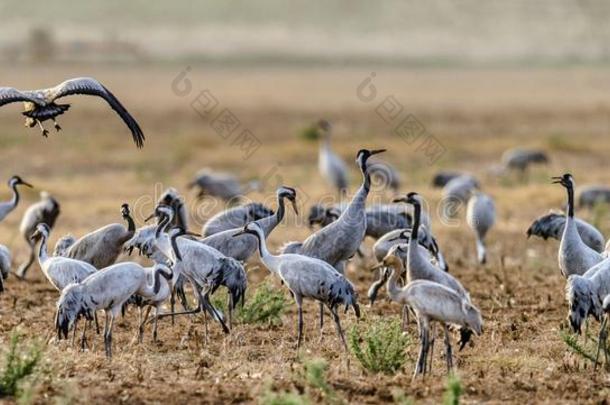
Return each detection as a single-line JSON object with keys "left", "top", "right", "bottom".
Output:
{"left": 0, "top": 87, "right": 42, "bottom": 107}
{"left": 47, "top": 77, "right": 145, "bottom": 148}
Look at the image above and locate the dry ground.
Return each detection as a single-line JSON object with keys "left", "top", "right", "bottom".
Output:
{"left": 1, "top": 65, "right": 610, "bottom": 403}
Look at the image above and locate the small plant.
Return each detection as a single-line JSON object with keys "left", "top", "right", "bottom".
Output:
{"left": 391, "top": 389, "right": 414, "bottom": 405}
{"left": 442, "top": 374, "right": 462, "bottom": 405}
{"left": 348, "top": 317, "right": 410, "bottom": 374}
{"left": 304, "top": 358, "right": 342, "bottom": 404}
{"left": 560, "top": 331, "right": 598, "bottom": 364}
{"left": 238, "top": 281, "right": 288, "bottom": 326}
{"left": 591, "top": 200, "right": 609, "bottom": 233}
{"left": 0, "top": 331, "right": 42, "bottom": 398}
{"left": 298, "top": 125, "right": 321, "bottom": 141}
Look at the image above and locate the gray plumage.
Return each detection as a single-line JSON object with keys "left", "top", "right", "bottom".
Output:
{"left": 0, "top": 77, "right": 144, "bottom": 147}
{"left": 234, "top": 222, "right": 360, "bottom": 350}
{"left": 318, "top": 120, "right": 349, "bottom": 196}
{"left": 578, "top": 185, "right": 610, "bottom": 208}
{"left": 441, "top": 175, "right": 479, "bottom": 219}
{"left": 298, "top": 149, "right": 386, "bottom": 271}
{"left": 0, "top": 175, "right": 32, "bottom": 223}
{"left": 188, "top": 168, "right": 259, "bottom": 203}
{"left": 16, "top": 191, "right": 60, "bottom": 278}
{"left": 384, "top": 273, "right": 482, "bottom": 377}
{"left": 527, "top": 211, "right": 605, "bottom": 253}
{"left": 565, "top": 259, "right": 610, "bottom": 334}
{"left": 202, "top": 202, "right": 274, "bottom": 237}
{"left": 30, "top": 223, "right": 97, "bottom": 291}
{"left": 0, "top": 245, "right": 11, "bottom": 293}
{"left": 553, "top": 174, "right": 604, "bottom": 277}
{"left": 466, "top": 192, "right": 496, "bottom": 264}
{"left": 53, "top": 234, "right": 76, "bottom": 256}
{"left": 200, "top": 186, "right": 297, "bottom": 261}
{"left": 307, "top": 203, "right": 413, "bottom": 240}
{"left": 55, "top": 262, "right": 172, "bottom": 357}
{"left": 502, "top": 148, "right": 548, "bottom": 171}
{"left": 62, "top": 203, "right": 136, "bottom": 269}
{"left": 373, "top": 227, "right": 447, "bottom": 271}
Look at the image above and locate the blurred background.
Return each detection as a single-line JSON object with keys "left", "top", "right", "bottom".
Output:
{"left": 2, "top": 0, "right": 610, "bottom": 66}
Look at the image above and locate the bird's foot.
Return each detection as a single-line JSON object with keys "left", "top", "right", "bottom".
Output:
{"left": 54, "top": 123, "right": 62, "bottom": 132}
{"left": 41, "top": 129, "right": 49, "bottom": 138}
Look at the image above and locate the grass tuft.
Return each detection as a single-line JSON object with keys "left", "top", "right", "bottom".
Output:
{"left": 0, "top": 331, "right": 43, "bottom": 399}
{"left": 442, "top": 374, "right": 462, "bottom": 405}
{"left": 348, "top": 317, "right": 410, "bottom": 374}
{"left": 298, "top": 125, "right": 321, "bottom": 141}
{"left": 237, "top": 281, "right": 288, "bottom": 326}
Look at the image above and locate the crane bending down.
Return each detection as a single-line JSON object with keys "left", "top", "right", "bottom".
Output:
{"left": 233, "top": 222, "right": 360, "bottom": 351}
{"left": 0, "top": 77, "right": 145, "bottom": 148}
{"left": 385, "top": 276, "right": 482, "bottom": 377}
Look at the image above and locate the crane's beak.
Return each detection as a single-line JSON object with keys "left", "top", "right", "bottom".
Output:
{"left": 20, "top": 180, "right": 33, "bottom": 188}
{"left": 290, "top": 199, "right": 299, "bottom": 216}
{"left": 184, "top": 231, "right": 201, "bottom": 238}
{"left": 370, "top": 149, "right": 386, "bottom": 156}
{"left": 144, "top": 212, "right": 157, "bottom": 222}
{"left": 392, "top": 197, "right": 407, "bottom": 203}
{"left": 551, "top": 176, "right": 563, "bottom": 184}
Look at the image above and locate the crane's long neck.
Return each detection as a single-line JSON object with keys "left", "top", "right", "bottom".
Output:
{"left": 411, "top": 202, "right": 421, "bottom": 240}
{"left": 9, "top": 183, "right": 19, "bottom": 209}
{"left": 386, "top": 265, "right": 403, "bottom": 301}
{"left": 343, "top": 160, "right": 371, "bottom": 222}
{"left": 124, "top": 213, "right": 136, "bottom": 233}
{"left": 257, "top": 194, "right": 285, "bottom": 236}
{"left": 566, "top": 185, "right": 575, "bottom": 219}
{"left": 37, "top": 234, "right": 49, "bottom": 265}
{"left": 251, "top": 229, "right": 279, "bottom": 271}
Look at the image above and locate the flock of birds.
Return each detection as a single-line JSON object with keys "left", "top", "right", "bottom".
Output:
{"left": 2, "top": 78, "right": 610, "bottom": 378}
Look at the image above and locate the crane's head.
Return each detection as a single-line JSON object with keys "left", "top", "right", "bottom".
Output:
{"left": 55, "top": 283, "right": 87, "bottom": 340}
{"left": 356, "top": 149, "right": 386, "bottom": 173}
{"left": 394, "top": 192, "right": 422, "bottom": 207}
{"left": 382, "top": 245, "right": 406, "bottom": 269}
{"left": 8, "top": 175, "right": 33, "bottom": 188}
{"left": 317, "top": 119, "right": 331, "bottom": 133}
{"left": 145, "top": 204, "right": 175, "bottom": 237}
{"left": 30, "top": 223, "right": 50, "bottom": 242}
{"left": 462, "top": 301, "right": 484, "bottom": 336}
{"left": 278, "top": 186, "right": 298, "bottom": 215}
{"left": 551, "top": 173, "right": 574, "bottom": 189}
{"left": 120, "top": 203, "right": 131, "bottom": 218}
{"left": 565, "top": 275, "right": 597, "bottom": 334}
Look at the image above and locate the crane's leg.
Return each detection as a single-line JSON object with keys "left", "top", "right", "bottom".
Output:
{"left": 138, "top": 306, "right": 152, "bottom": 344}
{"left": 80, "top": 320, "right": 89, "bottom": 351}
{"left": 53, "top": 119, "right": 61, "bottom": 132}
{"left": 106, "top": 312, "right": 115, "bottom": 359}
{"left": 427, "top": 325, "right": 436, "bottom": 375}
{"left": 413, "top": 322, "right": 427, "bottom": 379}
{"left": 227, "top": 294, "right": 234, "bottom": 331}
{"left": 595, "top": 316, "right": 608, "bottom": 370}
{"left": 330, "top": 305, "right": 347, "bottom": 351}
{"left": 443, "top": 324, "right": 454, "bottom": 373}
{"left": 170, "top": 289, "right": 176, "bottom": 326}
{"left": 94, "top": 312, "right": 100, "bottom": 335}
{"left": 36, "top": 120, "right": 49, "bottom": 137}
{"left": 295, "top": 296, "right": 304, "bottom": 351}
{"left": 153, "top": 306, "right": 160, "bottom": 342}
{"left": 318, "top": 302, "right": 324, "bottom": 342}
{"left": 71, "top": 318, "right": 78, "bottom": 347}
{"left": 402, "top": 305, "right": 410, "bottom": 330}
{"left": 103, "top": 311, "right": 110, "bottom": 358}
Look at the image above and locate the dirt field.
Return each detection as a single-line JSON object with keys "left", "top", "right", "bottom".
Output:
{"left": 1, "top": 65, "right": 610, "bottom": 403}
